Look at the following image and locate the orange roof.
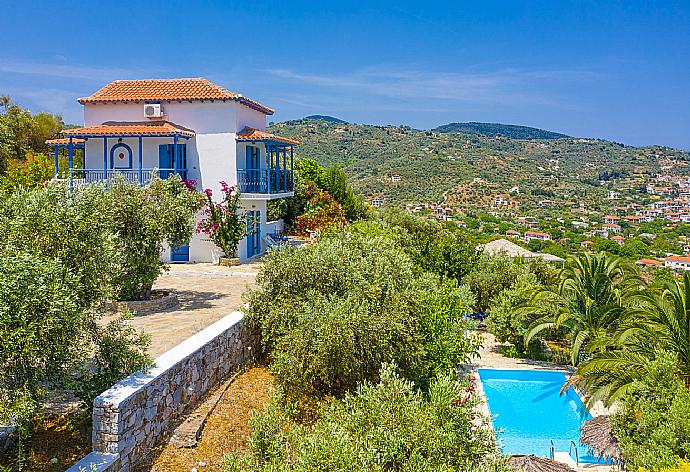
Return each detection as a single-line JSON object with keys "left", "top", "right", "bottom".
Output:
{"left": 236, "top": 127, "right": 300, "bottom": 145}
{"left": 525, "top": 231, "right": 549, "bottom": 236}
{"left": 78, "top": 78, "right": 274, "bottom": 115}
{"left": 612, "top": 235, "right": 625, "bottom": 240}
{"left": 61, "top": 121, "right": 195, "bottom": 138}
{"left": 667, "top": 255, "right": 690, "bottom": 263}
{"left": 637, "top": 258, "right": 663, "bottom": 266}
{"left": 45, "top": 137, "right": 86, "bottom": 145}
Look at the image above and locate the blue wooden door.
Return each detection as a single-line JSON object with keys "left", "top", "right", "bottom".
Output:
{"left": 158, "top": 144, "right": 187, "bottom": 179}
{"left": 246, "top": 210, "right": 261, "bottom": 258}
{"left": 171, "top": 243, "right": 189, "bottom": 262}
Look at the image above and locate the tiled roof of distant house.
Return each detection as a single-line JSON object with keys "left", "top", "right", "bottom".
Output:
{"left": 236, "top": 127, "right": 300, "bottom": 145}
{"left": 78, "top": 78, "right": 274, "bottom": 114}
{"left": 637, "top": 258, "right": 663, "bottom": 266}
{"left": 667, "top": 255, "right": 690, "bottom": 263}
{"left": 61, "top": 121, "right": 196, "bottom": 137}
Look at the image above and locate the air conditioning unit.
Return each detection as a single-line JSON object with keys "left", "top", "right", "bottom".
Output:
{"left": 144, "top": 103, "right": 163, "bottom": 118}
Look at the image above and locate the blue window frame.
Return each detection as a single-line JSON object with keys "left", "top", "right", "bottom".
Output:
{"left": 158, "top": 144, "right": 187, "bottom": 179}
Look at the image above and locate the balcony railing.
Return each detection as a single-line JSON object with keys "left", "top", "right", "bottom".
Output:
{"left": 67, "top": 168, "right": 185, "bottom": 187}
{"left": 237, "top": 169, "right": 294, "bottom": 194}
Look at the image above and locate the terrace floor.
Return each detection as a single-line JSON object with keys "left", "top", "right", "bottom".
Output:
{"left": 129, "top": 262, "right": 261, "bottom": 357}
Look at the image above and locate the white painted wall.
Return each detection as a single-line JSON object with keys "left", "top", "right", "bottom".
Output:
{"left": 79, "top": 99, "right": 280, "bottom": 264}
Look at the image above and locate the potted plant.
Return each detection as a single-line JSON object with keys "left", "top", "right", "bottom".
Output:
{"left": 197, "top": 181, "right": 252, "bottom": 266}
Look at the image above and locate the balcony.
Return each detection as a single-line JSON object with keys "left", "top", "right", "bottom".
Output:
{"left": 66, "top": 168, "right": 185, "bottom": 188}
{"left": 237, "top": 169, "right": 294, "bottom": 195}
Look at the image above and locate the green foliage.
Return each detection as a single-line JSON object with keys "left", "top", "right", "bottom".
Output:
{"left": 575, "top": 271, "right": 690, "bottom": 406}
{"left": 0, "top": 182, "right": 119, "bottom": 309}
{"left": 0, "top": 252, "right": 83, "bottom": 420}
{"left": 245, "top": 229, "right": 480, "bottom": 397}
{"left": 487, "top": 271, "right": 544, "bottom": 351}
{"left": 0, "top": 152, "right": 54, "bottom": 192}
{"left": 418, "top": 281, "right": 482, "bottom": 387}
{"left": 434, "top": 122, "right": 569, "bottom": 139}
{"left": 461, "top": 254, "right": 521, "bottom": 313}
{"left": 225, "top": 364, "right": 506, "bottom": 472}
{"left": 319, "top": 166, "right": 367, "bottom": 220}
{"left": 523, "top": 253, "right": 638, "bottom": 367}
{"left": 0, "top": 97, "right": 64, "bottom": 174}
{"left": 611, "top": 352, "right": 690, "bottom": 470}
{"left": 110, "top": 175, "right": 202, "bottom": 300}
{"left": 197, "top": 182, "right": 248, "bottom": 258}
{"left": 74, "top": 313, "right": 151, "bottom": 405}
{"left": 378, "top": 208, "right": 479, "bottom": 281}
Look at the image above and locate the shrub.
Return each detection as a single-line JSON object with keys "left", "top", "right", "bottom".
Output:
{"left": 197, "top": 182, "right": 249, "bottom": 258}
{"left": 611, "top": 352, "right": 690, "bottom": 470}
{"left": 73, "top": 313, "right": 151, "bottom": 405}
{"left": 0, "top": 182, "right": 119, "bottom": 309}
{"left": 225, "top": 364, "right": 507, "bottom": 472}
{"left": 245, "top": 232, "right": 426, "bottom": 395}
{"left": 293, "top": 183, "right": 346, "bottom": 236}
{"left": 110, "top": 175, "right": 202, "bottom": 300}
{"left": 0, "top": 252, "right": 83, "bottom": 421}
{"left": 418, "top": 281, "right": 482, "bottom": 387}
{"left": 461, "top": 253, "right": 521, "bottom": 313}
{"left": 245, "top": 231, "right": 481, "bottom": 396}
{"left": 378, "top": 208, "right": 479, "bottom": 281}
{"left": 487, "top": 271, "right": 544, "bottom": 352}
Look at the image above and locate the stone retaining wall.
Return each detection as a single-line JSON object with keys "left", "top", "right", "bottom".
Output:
{"left": 67, "top": 311, "right": 256, "bottom": 472}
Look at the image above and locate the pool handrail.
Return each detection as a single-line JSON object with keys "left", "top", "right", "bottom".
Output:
{"left": 568, "top": 440, "right": 580, "bottom": 465}
{"left": 549, "top": 440, "right": 555, "bottom": 460}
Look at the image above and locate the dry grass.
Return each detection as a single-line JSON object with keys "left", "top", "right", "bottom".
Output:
{"left": 1, "top": 412, "right": 91, "bottom": 472}
{"left": 140, "top": 366, "right": 275, "bottom": 472}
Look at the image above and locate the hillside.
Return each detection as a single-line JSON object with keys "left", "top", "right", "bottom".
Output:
{"left": 268, "top": 119, "right": 690, "bottom": 209}
{"left": 434, "top": 122, "right": 569, "bottom": 140}
{"left": 304, "top": 115, "right": 348, "bottom": 124}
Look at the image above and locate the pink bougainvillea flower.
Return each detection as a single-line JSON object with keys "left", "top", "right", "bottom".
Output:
{"left": 204, "top": 188, "right": 213, "bottom": 198}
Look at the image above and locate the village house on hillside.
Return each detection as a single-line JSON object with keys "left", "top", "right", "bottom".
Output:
{"left": 46, "top": 78, "right": 298, "bottom": 263}
{"left": 665, "top": 255, "right": 690, "bottom": 271}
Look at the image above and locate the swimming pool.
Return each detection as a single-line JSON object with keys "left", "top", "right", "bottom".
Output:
{"left": 478, "top": 368, "right": 604, "bottom": 464}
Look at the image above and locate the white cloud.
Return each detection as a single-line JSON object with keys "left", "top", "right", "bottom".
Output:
{"left": 266, "top": 66, "right": 600, "bottom": 107}
{"left": 0, "top": 59, "right": 154, "bottom": 82}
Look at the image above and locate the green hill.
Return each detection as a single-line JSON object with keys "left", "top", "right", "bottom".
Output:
{"left": 304, "top": 115, "right": 348, "bottom": 124}
{"left": 268, "top": 119, "right": 689, "bottom": 208}
{"left": 434, "top": 122, "right": 569, "bottom": 140}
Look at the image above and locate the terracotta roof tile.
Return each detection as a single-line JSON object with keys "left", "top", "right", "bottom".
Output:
{"left": 236, "top": 127, "right": 300, "bottom": 145}
{"left": 45, "top": 137, "right": 86, "bottom": 145}
{"left": 78, "top": 78, "right": 274, "bottom": 115}
{"left": 61, "top": 121, "right": 195, "bottom": 138}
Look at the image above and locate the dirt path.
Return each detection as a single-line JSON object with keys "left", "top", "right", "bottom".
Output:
{"left": 141, "top": 366, "right": 274, "bottom": 472}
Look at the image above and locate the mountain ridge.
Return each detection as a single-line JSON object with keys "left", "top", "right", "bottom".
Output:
{"left": 434, "top": 122, "right": 569, "bottom": 140}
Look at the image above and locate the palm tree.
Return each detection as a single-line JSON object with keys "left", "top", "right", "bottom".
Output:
{"left": 523, "top": 253, "right": 638, "bottom": 366}
{"left": 575, "top": 272, "right": 690, "bottom": 406}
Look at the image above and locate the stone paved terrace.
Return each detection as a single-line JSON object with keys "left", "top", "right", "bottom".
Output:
{"left": 130, "top": 262, "right": 261, "bottom": 357}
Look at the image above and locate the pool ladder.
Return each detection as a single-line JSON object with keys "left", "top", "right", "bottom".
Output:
{"left": 569, "top": 440, "right": 580, "bottom": 465}
{"left": 550, "top": 440, "right": 579, "bottom": 466}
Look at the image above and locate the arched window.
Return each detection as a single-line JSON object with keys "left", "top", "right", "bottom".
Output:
{"left": 110, "top": 143, "right": 133, "bottom": 169}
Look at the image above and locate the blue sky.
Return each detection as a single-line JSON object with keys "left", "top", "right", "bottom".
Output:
{"left": 1, "top": 0, "right": 689, "bottom": 149}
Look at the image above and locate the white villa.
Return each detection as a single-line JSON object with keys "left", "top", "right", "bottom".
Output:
{"left": 46, "top": 78, "right": 298, "bottom": 263}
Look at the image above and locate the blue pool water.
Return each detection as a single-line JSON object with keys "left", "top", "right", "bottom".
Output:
{"left": 478, "top": 369, "right": 605, "bottom": 464}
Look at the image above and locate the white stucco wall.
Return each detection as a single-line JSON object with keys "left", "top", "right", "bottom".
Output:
{"left": 79, "top": 99, "right": 279, "bottom": 264}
